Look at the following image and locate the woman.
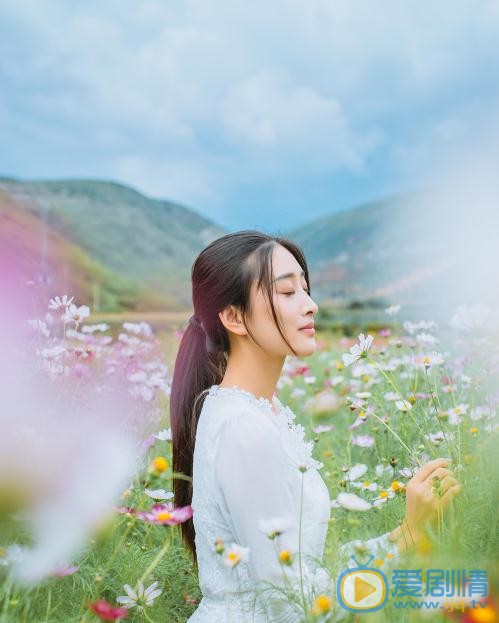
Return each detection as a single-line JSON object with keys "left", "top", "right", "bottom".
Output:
{"left": 170, "top": 230, "right": 461, "bottom": 622}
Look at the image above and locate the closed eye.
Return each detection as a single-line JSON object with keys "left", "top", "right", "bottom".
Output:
{"left": 282, "top": 288, "right": 310, "bottom": 296}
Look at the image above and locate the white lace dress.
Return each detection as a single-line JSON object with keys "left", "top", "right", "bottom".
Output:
{"left": 187, "top": 385, "right": 398, "bottom": 622}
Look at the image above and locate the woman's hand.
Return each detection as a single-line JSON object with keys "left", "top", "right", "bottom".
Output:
{"left": 390, "top": 457, "right": 462, "bottom": 551}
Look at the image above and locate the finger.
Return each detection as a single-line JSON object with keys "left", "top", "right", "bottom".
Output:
{"left": 425, "top": 467, "right": 455, "bottom": 482}
{"left": 413, "top": 458, "right": 451, "bottom": 484}
{"left": 440, "top": 483, "right": 462, "bottom": 505}
{"left": 439, "top": 475, "right": 458, "bottom": 492}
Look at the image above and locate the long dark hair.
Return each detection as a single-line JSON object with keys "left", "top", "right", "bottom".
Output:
{"left": 170, "top": 230, "right": 312, "bottom": 566}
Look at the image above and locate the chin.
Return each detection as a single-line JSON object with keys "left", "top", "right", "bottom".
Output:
{"left": 295, "top": 340, "right": 317, "bottom": 357}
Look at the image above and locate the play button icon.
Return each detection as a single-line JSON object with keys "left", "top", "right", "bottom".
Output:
{"left": 337, "top": 564, "right": 389, "bottom": 612}
{"left": 355, "top": 575, "right": 377, "bottom": 602}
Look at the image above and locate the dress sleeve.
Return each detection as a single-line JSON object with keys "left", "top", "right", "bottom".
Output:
{"left": 215, "top": 410, "right": 329, "bottom": 622}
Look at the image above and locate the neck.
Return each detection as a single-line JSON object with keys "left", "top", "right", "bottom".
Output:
{"left": 220, "top": 339, "right": 285, "bottom": 402}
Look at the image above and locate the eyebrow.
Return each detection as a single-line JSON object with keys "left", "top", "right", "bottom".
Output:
{"left": 274, "top": 270, "right": 306, "bottom": 282}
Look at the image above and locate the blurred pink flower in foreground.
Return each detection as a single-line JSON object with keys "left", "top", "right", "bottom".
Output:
{"left": 136, "top": 503, "right": 193, "bottom": 525}
{"left": 88, "top": 599, "right": 128, "bottom": 621}
{"left": 0, "top": 280, "right": 171, "bottom": 585}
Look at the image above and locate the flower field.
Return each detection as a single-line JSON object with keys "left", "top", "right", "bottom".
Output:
{"left": 0, "top": 296, "right": 498, "bottom": 622}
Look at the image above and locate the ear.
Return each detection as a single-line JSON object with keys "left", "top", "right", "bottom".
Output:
{"left": 218, "top": 305, "right": 247, "bottom": 336}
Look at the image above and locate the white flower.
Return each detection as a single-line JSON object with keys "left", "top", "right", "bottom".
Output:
{"left": 223, "top": 543, "right": 250, "bottom": 567}
{"left": 28, "top": 319, "right": 50, "bottom": 338}
{"left": 312, "top": 424, "right": 334, "bottom": 434}
{"left": 81, "top": 323, "right": 109, "bottom": 334}
{"left": 48, "top": 295, "right": 74, "bottom": 311}
{"left": 62, "top": 304, "right": 90, "bottom": 326}
{"left": 396, "top": 400, "right": 413, "bottom": 412}
{"left": 447, "top": 404, "right": 468, "bottom": 425}
{"left": 345, "top": 463, "right": 368, "bottom": 481}
{"left": 304, "top": 375, "right": 316, "bottom": 385}
{"left": 425, "top": 431, "right": 455, "bottom": 445}
{"left": 351, "top": 434, "right": 375, "bottom": 448}
{"left": 403, "top": 320, "right": 437, "bottom": 335}
{"left": 0, "top": 544, "right": 27, "bottom": 567}
{"left": 385, "top": 304, "right": 401, "bottom": 315}
{"left": 470, "top": 405, "right": 492, "bottom": 421}
{"left": 123, "top": 321, "right": 153, "bottom": 337}
{"left": 415, "top": 332, "right": 438, "bottom": 345}
{"left": 384, "top": 391, "right": 401, "bottom": 401}
{"left": 258, "top": 517, "right": 292, "bottom": 539}
{"left": 144, "top": 489, "right": 174, "bottom": 501}
{"left": 373, "top": 489, "right": 395, "bottom": 506}
{"left": 450, "top": 303, "right": 490, "bottom": 331}
{"left": 415, "top": 351, "right": 445, "bottom": 369}
{"left": 290, "top": 387, "right": 306, "bottom": 398}
{"left": 39, "top": 345, "right": 66, "bottom": 360}
{"left": 374, "top": 464, "right": 395, "bottom": 479}
{"left": 154, "top": 428, "right": 172, "bottom": 441}
{"left": 333, "top": 492, "right": 372, "bottom": 512}
{"left": 117, "top": 580, "right": 162, "bottom": 608}
{"left": 342, "top": 334, "right": 374, "bottom": 367}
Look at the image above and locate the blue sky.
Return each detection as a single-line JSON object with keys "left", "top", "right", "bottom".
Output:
{"left": 1, "top": 1, "right": 499, "bottom": 231}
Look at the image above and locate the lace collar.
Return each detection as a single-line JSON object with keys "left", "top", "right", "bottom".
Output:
{"left": 208, "top": 384, "right": 324, "bottom": 472}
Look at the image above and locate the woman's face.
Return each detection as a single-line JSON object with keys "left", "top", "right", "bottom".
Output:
{"left": 247, "top": 244, "right": 319, "bottom": 357}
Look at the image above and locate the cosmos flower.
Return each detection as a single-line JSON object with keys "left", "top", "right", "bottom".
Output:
{"left": 332, "top": 492, "right": 372, "bottom": 512}
{"left": 258, "top": 516, "right": 293, "bottom": 539}
{"left": 342, "top": 334, "right": 374, "bottom": 367}
{"left": 62, "top": 304, "right": 90, "bottom": 326}
{"left": 345, "top": 463, "right": 368, "bottom": 481}
{"left": 48, "top": 295, "right": 74, "bottom": 311}
{"left": 351, "top": 435, "right": 375, "bottom": 448}
{"left": 154, "top": 428, "right": 172, "bottom": 441}
{"left": 144, "top": 489, "right": 174, "bottom": 501}
{"left": 447, "top": 404, "right": 468, "bottom": 425}
{"left": 88, "top": 600, "right": 128, "bottom": 621}
{"left": 223, "top": 543, "right": 250, "bottom": 567}
{"left": 117, "top": 580, "right": 162, "bottom": 609}
{"left": 396, "top": 400, "right": 413, "bottom": 412}
{"left": 136, "top": 503, "right": 193, "bottom": 525}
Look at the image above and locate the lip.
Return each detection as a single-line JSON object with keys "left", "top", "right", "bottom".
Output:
{"left": 299, "top": 322, "right": 315, "bottom": 330}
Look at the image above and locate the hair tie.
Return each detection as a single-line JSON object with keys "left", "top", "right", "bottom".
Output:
{"left": 189, "top": 315, "right": 204, "bottom": 331}
{"left": 188, "top": 314, "right": 218, "bottom": 353}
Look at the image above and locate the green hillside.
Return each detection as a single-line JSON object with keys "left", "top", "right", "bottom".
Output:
{"left": 0, "top": 178, "right": 226, "bottom": 310}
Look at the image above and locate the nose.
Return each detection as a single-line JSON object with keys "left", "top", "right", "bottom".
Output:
{"left": 305, "top": 292, "right": 318, "bottom": 315}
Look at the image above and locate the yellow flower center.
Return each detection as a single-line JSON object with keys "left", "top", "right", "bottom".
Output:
{"left": 227, "top": 552, "right": 240, "bottom": 563}
{"left": 362, "top": 481, "right": 371, "bottom": 487}
{"left": 156, "top": 511, "right": 172, "bottom": 521}
{"left": 423, "top": 356, "right": 430, "bottom": 364}
{"left": 379, "top": 490, "right": 389, "bottom": 499}
{"left": 279, "top": 550, "right": 291, "bottom": 563}
{"left": 152, "top": 457, "right": 169, "bottom": 472}
{"left": 313, "top": 595, "right": 332, "bottom": 613}
{"left": 470, "top": 427, "right": 478, "bottom": 434}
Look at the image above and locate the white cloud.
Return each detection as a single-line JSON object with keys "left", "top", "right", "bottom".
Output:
{"left": 1, "top": 0, "right": 499, "bottom": 224}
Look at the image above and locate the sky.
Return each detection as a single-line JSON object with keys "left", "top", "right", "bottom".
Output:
{"left": 1, "top": 1, "right": 499, "bottom": 232}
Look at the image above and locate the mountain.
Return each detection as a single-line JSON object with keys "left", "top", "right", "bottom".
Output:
{"left": 285, "top": 192, "right": 456, "bottom": 307}
{"left": 0, "top": 178, "right": 226, "bottom": 311}
{"left": 1, "top": 176, "right": 465, "bottom": 315}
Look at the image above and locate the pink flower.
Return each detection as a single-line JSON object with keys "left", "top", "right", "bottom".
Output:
{"left": 51, "top": 561, "right": 79, "bottom": 577}
{"left": 351, "top": 434, "right": 375, "bottom": 448}
{"left": 88, "top": 599, "right": 128, "bottom": 621}
{"left": 137, "top": 503, "right": 193, "bottom": 525}
{"left": 116, "top": 506, "right": 136, "bottom": 516}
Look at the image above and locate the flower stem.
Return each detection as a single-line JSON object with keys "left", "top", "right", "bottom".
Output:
{"left": 298, "top": 471, "right": 307, "bottom": 613}
{"left": 138, "top": 536, "right": 171, "bottom": 584}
